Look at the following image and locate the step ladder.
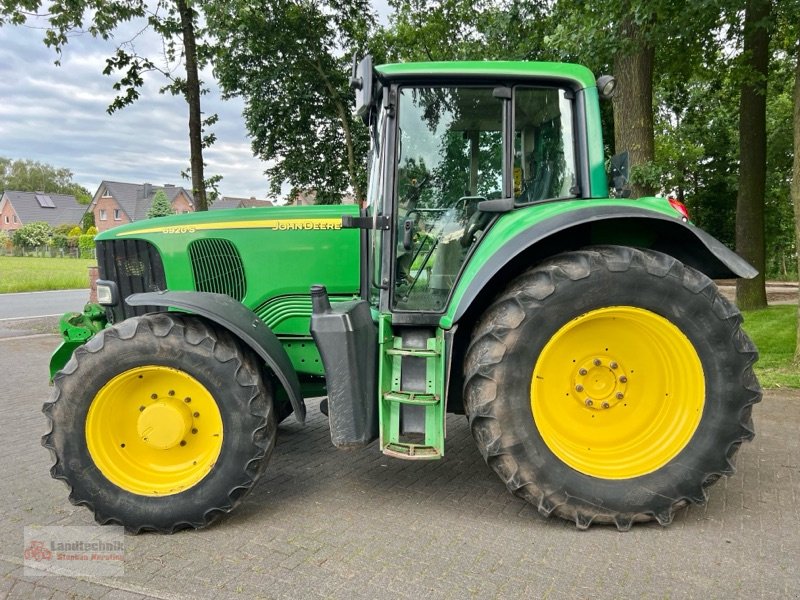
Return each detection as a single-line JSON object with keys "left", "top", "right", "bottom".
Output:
{"left": 378, "top": 317, "right": 445, "bottom": 459}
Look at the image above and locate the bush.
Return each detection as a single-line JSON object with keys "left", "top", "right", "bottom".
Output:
{"left": 54, "top": 223, "right": 80, "bottom": 236}
{"left": 85, "top": 225, "right": 98, "bottom": 236}
{"left": 0, "top": 230, "right": 10, "bottom": 251}
{"left": 51, "top": 233, "right": 69, "bottom": 250}
{"left": 78, "top": 234, "right": 95, "bottom": 259}
{"left": 67, "top": 226, "right": 82, "bottom": 237}
{"left": 12, "top": 221, "right": 53, "bottom": 247}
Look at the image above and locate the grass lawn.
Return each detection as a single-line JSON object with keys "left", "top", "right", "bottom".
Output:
{"left": 0, "top": 256, "right": 95, "bottom": 293}
{"left": 742, "top": 305, "right": 799, "bottom": 389}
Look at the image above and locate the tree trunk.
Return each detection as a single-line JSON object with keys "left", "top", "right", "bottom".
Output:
{"left": 735, "top": 0, "right": 771, "bottom": 310}
{"left": 792, "top": 39, "right": 800, "bottom": 364}
{"left": 613, "top": 18, "right": 656, "bottom": 198}
{"left": 177, "top": 0, "right": 207, "bottom": 211}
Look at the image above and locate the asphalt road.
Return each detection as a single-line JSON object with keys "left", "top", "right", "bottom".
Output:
{"left": 1, "top": 334, "right": 799, "bottom": 599}
{"left": 0, "top": 289, "right": 90, "bottom": 320}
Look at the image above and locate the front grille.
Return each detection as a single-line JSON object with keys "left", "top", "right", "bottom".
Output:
{"left": 188, "top": 239, "right": 247, "bottom": 301}
{"left": 96, "top": 239, "right": 167, "bottom": 323}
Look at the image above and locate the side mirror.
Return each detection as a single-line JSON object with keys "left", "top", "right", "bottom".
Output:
{"left": 609, "top": 151, "right": 630, "bottom": 198}
{"left": 350, "top": 54, "right": 374, "bottom": 124}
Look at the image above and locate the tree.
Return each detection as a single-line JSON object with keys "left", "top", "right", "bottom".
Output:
{"left": 794, "top": 42, "right": 800, "bottom": 363}
{"left": 11, "top": 221, "right": 53, "bottom": 248}
{"left": 0, "top": 1, "right": 216, "bottom": 210}
{"left": 206, "top": 0, "right": 375, "bottom": 203}
{"left": 735, "top": 0, "right": 773, "bottom": 310}
{"left": 0, "top": 157, "right": 91, "bottom": 202}
{"left": 147, "top": 190, "right": 175, "bottom": 218}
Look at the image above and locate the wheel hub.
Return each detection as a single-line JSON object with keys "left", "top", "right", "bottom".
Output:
{"left": 572, "top": 357, "right": 628, "bottom": 410}
{"left": 137, "top": 400, "right": 193, "bottom": 450}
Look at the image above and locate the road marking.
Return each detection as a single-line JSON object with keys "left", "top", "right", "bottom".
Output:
{"left": 0, "top": 314, "right": 65, "bottom": 322}
{"left": 0, "top": 289, "right": 89, "bottom": 297}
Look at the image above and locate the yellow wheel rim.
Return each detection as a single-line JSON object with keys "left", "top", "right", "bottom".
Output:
{"left": 86, "top": 366, "right": 224, "bottom": 496}
{"left": 531, "top": 306, "right": 705, "bottom": 479}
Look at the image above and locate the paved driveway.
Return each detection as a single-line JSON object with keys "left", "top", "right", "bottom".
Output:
{"left": 2, "top": 334, "right": 798, "bottom": 599}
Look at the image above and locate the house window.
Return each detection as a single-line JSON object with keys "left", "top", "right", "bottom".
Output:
{"left": 3, "top": 216, "right": 8, "bottom": 224}
{"left": 12, "top": 215, "right": 17, "bottom": 223}
{"left": 114, "top": 209, "right": 121, "bottom": 220}
{"left": 99, "top": 209, "right": 107, "bottom": 221}
{"left": 102, "top": 188, "right": 111, "bottom": 198}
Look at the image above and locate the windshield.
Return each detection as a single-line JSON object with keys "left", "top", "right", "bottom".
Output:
{"left": 393, "top": 86, "right": 504, "bottom": 312}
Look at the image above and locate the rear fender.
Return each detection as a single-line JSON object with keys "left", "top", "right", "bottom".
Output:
{"left": 444, "top": 205, "right": 757, "bottom": 328}
{"left": 127, "top": 291, "right": 305, "bottom": 425}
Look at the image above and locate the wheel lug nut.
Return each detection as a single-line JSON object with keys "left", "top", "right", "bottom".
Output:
{"left": 193, "top": 412, "right": 200, "bottom": 418}
{"left": 593, "top": 359, "right": 601, "bottom": 366}
{"left": 616, "top": 392, "right": 624, "bottom": 400}
{"left": 139, "top": 406, "right": 145, "bottom": 412}
{"left": 180, "top": 440, "right": 187, "bottom": 447}
{"left": 619, "top": 376, "right": 628, "bottom": 383}
{"left": 610, "top": 362, "right": 618, "bottom": 369}
{"left": 585, "top": 399, "right": 594, "bottom": 407}
{"left": 168, "top": 390, "right": 175, "bottom": 396}
{"left": 601, "top": 402, "right": 610, "bottom": 409}
{"left": 150, "top": 393, "right": 158, "bottom": 400}
{"left": 579, "top": 368, "right": 588, "bottom": 376}
{"left": 575, "top": 384, "right": 584, "bottom": 392}
{"left": 191, "top": 428, "right": 198, "bottom": 434}
{"left": 184, "top": 397, "right": 191, "bottom": 403}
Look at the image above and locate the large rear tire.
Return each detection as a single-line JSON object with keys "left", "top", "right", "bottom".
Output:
{"left": 463, "top": 246, "right": 761, "bottom": 530}
{"left": 43, "top": 313, "right": 276, "bottom": 533}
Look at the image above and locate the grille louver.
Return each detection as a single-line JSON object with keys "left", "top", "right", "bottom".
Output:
{"left": 96, "top": 239, "right": 167, "bottom": 323}
{"left": 188, "top": 238, "right": 247, "bottom": 301}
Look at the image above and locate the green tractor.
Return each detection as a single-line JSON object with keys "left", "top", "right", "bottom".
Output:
{"left": 44, "top": 58, "right": 760, "bottom": 532}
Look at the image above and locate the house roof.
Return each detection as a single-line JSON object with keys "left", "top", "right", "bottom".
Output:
{"left": 92, "top": 181, "right": 194, "bottom": 221}
{"left": 209, "top": 196, "right": 274, "bottom": 210}
{"left": 1, "top": 190, "right": 87, "bottom": 227}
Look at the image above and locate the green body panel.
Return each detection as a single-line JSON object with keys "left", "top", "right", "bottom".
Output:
{"left": 440, "top": 197, "right": 680, "bottom": 329}
{"left": 583, "top": 87, "right": 608, "bottom": 197}
{"left": 96, "top": 205, "right": 362, "bottom": 377}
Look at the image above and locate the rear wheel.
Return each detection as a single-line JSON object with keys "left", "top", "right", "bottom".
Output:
{"left": 43, "top": 313, "right": 276, "bottom": 533}
{"left": 463, "top": 246, "right": 761, "bottom": 530}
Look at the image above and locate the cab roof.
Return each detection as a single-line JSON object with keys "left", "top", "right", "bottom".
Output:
{"left": 375, "top": 61, "right": 596, "bottom": 90}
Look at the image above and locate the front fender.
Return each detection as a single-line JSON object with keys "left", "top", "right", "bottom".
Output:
{"left": 443, "top": 201, "right": 757, "bottom": 328}
{"left": 127, "top": 291, "right": 305, "bottom": 425}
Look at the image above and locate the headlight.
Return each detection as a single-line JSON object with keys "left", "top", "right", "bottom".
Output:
{"left": 95, "top": 280, "right": 119, "bottom": 306}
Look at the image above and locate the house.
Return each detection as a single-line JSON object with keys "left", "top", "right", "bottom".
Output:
{"left": 89, "top": 181, "right": 194, "bottom": 233}
{"left": 209, "top": 196, "right": 274, "bottom": 210}
{"left": 0, "top": 190, "right": 87, "bottom": 232}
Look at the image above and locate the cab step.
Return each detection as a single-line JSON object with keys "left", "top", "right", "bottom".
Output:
{"left": 378, "top": 318, "right": 445, "bottom": 460}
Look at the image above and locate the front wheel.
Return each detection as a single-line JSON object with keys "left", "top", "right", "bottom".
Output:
{"left": 464, "top": 246, "right": 761, "bottom": 530}
{"left": 43, "top": 313, "right": 276, "bottom": 533}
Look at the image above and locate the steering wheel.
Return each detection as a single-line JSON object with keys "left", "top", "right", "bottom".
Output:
{"left": 460, "top": 209, "right": 491, "bottom": 248}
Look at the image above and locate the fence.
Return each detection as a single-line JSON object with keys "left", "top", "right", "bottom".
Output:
{"left": 0, "top": 245, "right": 95, "bottom": 259}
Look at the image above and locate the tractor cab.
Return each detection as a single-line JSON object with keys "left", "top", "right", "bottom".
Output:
{"left": 310, "top": 57, "right": 607, "bottom": 459}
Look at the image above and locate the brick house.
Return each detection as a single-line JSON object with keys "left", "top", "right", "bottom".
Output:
{"left": 209, "top": 196, "right": 274, "bottom": 210}
{"left": 0, "top": 190, "right": 86, "bottom": 232}
{"left": 89, "top": 181, "right": 194, "bottom": 233}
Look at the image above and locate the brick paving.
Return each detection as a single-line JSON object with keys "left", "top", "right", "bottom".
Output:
{"left": 1, "top": 334, "right": 798, "bottom": 599}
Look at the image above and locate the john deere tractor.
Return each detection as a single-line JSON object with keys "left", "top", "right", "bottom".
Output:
{"left": 44, "top": 58, "right": 761, "bottom": 532}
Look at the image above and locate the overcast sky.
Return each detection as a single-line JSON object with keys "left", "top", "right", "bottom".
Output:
{"left": 0, "top": 16, "right": 284, "bottom": 200}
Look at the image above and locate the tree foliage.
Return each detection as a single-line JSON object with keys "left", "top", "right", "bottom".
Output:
{"left": 147, "top": 190, "right": 175, "bottom": 218}
{"left": 0, "top": 157, "right": 91, "bottom": 202}
{"left": 0, "top": 0, "right": 217, "bottom": 209}
{"left": 205, "top": 0, "right": 375, "bottom": 203}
